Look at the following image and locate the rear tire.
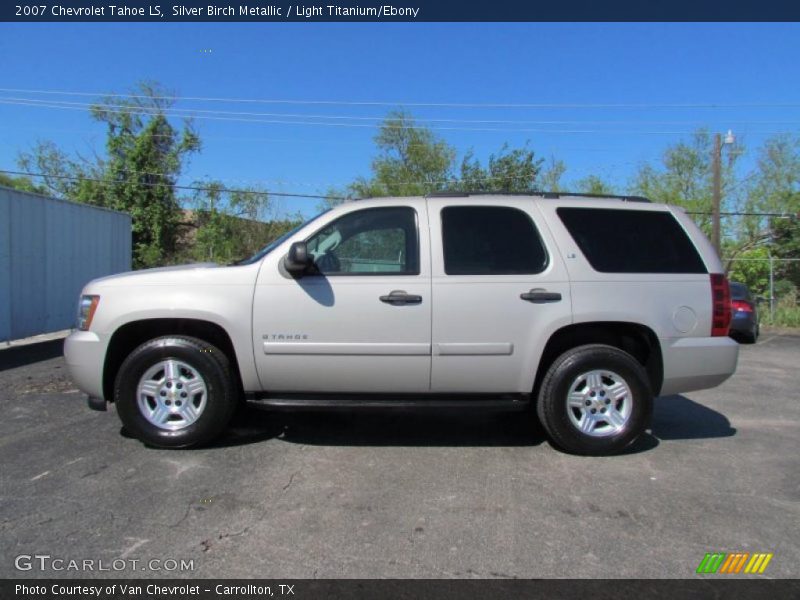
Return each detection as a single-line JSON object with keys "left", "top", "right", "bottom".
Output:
{"left": 114, "top": 336, "right": 237, "bottom": 448}
{"left": 741, "top": 326, "right": 758, "bottom": 344}
{"left": 536, "top": 344, "right": 653, "bottom": 455}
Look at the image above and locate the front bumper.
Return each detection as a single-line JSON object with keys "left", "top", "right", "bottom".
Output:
{"left": 659, "top": 335, "right": 739, "bottom": 396}
{"left": 64, "top": 330, "right": 107, "bottom": 400}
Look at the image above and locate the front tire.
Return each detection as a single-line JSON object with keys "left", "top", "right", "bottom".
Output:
{"left": 536, "top": 344, "right": 653, "bottom": 455}
{"left": 114, "top": 336, "right": 237, "bottom": 448}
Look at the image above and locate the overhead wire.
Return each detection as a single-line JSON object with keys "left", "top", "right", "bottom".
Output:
{"left": 1, "top": 98, "right": 798, "bottom": 135}
{"left": 2, "top": 87, "right": 800, "bottom": 109}
{"left": 2, "top": 95, "right": 800, "bottom": 126}
{"left": 0, "top": 169, "right": 348, "bottom": 201}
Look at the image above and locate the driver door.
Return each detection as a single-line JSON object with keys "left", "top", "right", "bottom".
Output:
{"left": 252, "top": 200, "right": 432, "bottom": 393}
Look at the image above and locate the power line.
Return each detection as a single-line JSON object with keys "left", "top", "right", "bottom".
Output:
{"left": 4, "top": 95, "right": 800, "bottom": 127}
{"left": 3, "top": 87, "right": 800, "bottom": 109}
{"left": 6, "top": 169, "right": 796, "bottom": 217}
{"left": 0, "top": 169, "right": 346, "bottom": 201}
{"left": 686, "top": 211, "right": 796, "bottom": 218}
{"left": 3, "top": 98, "right": 797, "bottom": 136}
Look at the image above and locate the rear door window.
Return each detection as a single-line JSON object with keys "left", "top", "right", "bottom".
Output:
{"left": 441, "top": 206, "right": 548, "bottom": 275}
{"left": 557, "top": 207, "right": 707, "bottom": 274}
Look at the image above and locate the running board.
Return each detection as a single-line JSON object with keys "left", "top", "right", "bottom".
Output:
{"left": 245, "top": 393, "right": 531, "bottom": 412}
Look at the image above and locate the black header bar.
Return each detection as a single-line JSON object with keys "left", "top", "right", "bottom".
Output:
{"left": 4, "top": 579, "right": 800, "bottom": 600}
{"left": 3, "top": 0, "right": 800, "bottom": 22}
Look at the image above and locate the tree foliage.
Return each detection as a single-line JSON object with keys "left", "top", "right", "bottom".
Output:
{"left": 459, "top": 144, "right": 543, "bottom": 193}
{"left": 630, "top": 130, "right": 742, "bottom": 237}
{"left": 18, "top": 82, "right": 201, "bottom": 268}
{"left": 342, "top": 111, "right": 548, "bottom": 202}
{"left": 539, "top": 157, "right": 567, "bottom": 192}
{"left": 185, "top": 181, "right": 301, "bottom": 264}
{"left": 348, "top": 111, "right": 455, "bottom": 198}
{"left": 0, "top": 172, "right": 46, "bottom": 194}
{"left": 576, "top": 175, "right": 615, "bottom": 195}
{"left": 91, "top": 83, "right": 201, "bottom": 267}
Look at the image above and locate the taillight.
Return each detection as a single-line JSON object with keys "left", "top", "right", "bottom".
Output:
{"left": 731, "top": 299, "right": 754, "bottom": 313}
{"left": 710, "top": 274, "right": 732, "bottom": 336}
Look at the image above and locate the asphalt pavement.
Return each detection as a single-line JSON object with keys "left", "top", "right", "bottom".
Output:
{"left": 1, "top": 331, "right": 798, "bottom": 578}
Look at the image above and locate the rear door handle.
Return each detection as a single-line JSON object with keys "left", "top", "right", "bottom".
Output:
{"left": 380, "top": 290, "right": 423, "bottom": 305}
{"left": 520, "top": 289, "right": 562, "bottom": 303}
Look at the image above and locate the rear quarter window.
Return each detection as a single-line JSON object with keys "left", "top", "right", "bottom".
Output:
{"left": 557, "top": 207, "right": 707, "bottom": 274}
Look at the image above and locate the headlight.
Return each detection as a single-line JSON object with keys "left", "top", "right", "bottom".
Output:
{"left": 77, "top": 295, "right": 100, "bottom": 331}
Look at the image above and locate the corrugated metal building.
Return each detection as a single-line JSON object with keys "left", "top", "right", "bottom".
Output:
{"left": 0, "top": 186, "right": 132, "bottom": 341}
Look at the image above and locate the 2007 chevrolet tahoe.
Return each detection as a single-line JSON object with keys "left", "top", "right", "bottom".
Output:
{"left": 64, "top": 192, "right": 739, "bottom": 455}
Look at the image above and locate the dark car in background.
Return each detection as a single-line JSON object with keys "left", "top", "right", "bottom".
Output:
{"left": 729, "top": 281, "right": 760, "bottom": 344}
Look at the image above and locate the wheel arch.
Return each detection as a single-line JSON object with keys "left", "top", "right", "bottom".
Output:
{"left": 103, "top": 318, "right": 243, "bottom": 402}
{"left": 533, "top": 321, "right": 663, "bottom": 398}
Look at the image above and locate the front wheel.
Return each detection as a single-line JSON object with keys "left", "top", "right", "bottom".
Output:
{"left": 536, "top": 344, "right": 653, "bottom": 455}
{"left": 114, "top": 336, "right": 237, "bottom": 448}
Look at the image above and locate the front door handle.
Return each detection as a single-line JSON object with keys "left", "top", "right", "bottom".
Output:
{"left": 380, "top": 290, "right": 423, "bottom": 305}
{"left": 520, "top": 289, "right": 562, "bottom": 303}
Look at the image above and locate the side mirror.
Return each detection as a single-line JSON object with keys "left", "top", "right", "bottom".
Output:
{"left": 284, "top": 241, "right": 311, "bottom": 275}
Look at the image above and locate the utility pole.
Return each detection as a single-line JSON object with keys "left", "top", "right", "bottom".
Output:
{"left": 711, "top": 133, "right": 722, "bottom": 258}
{"left": 711, "top": 130, "right": 734, "bottom": 259}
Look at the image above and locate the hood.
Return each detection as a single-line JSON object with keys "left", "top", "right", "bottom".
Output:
{"left": 87, "top": 262, "right": 222, "bottom": 287}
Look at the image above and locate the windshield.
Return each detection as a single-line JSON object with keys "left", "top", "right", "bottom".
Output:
{"left": 232, "top": 209, "right": 331, "bottom": 266}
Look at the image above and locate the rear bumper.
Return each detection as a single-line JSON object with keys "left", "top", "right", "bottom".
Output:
{"left": 729, "top": 312, "right": 757, "bottom": 334}
{"left": 64, "top": 330, "right": 107, "bottom": 400}
{"left": 659, "top": 336, "right": 739, "bottom": 396}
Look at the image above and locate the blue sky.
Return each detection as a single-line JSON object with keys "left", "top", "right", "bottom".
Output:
{"left": 1, "top": 22, "right": 799, "bottom": 217}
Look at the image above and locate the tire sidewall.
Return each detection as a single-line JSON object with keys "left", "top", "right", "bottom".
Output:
{"left": 114, "top": 338, "right": 232, "bottom": 448}
{"left": 543, "top": 347, "right": 652, "bottom": 455}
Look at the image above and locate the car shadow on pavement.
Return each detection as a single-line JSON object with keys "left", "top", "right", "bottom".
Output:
{"left": 0, "top": 339, "right": 64, "bottom": 372}
{"left": 650, "top": 394, "right": 737, "bottom": 441}
{"left": 216, "top": 406, "right": 547, "bottom": 448}
{"left": 169, "top": 394, "right": 734, "bottom": 451}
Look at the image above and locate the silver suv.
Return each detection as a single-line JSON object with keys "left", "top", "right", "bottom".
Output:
{"left": 64, "top": 193, "right": 739, "bottom": 455}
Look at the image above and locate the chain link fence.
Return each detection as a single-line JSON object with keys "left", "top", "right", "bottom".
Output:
{"left": 724, "top": 257, "right": 800, "bottom": 325}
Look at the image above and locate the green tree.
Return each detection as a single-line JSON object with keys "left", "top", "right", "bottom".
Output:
{"left": 576, "top": 175, "right": 615, "bottom": 195}
{"left": 0, "top": 172, "right": 46, "bottom": 194}
{"left": 770, "top": 206, "right": 800, "bottom": 289}
{"left": 630, "top": 130, "right": 742, "bottom": 237}
{"left": 539, "top": 157, "right": 567, "bottom": 192}
{"left": 727, "top": 246, "right": 771, "bottom": 295}
{"left": 348, "top": 111, "right": 456, "bottom": 198}
{"left": 458, "top": 144, "right": 543, "bottom": 193}
{"left": 92, "top": 83, "right": 200, "bottom": 267}
{"left": 17, "top": 140, "right": 96, "bottom": 199}
{"left": 18, "top": 81, "right": 200, "bottom": 268}
{"left": 186, "top": 181, "right": 302, "bottom": 264}
{"left": 340, "top": 111, "right": 555, "bottom": 202}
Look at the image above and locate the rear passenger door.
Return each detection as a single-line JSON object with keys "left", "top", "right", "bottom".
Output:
{"left": 429, "top": 200, "right": 572, "bottom": 393}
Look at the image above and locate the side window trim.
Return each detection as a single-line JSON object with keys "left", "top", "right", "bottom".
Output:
{"left": 303, "top": 206, "right": 421, "bottom": 277}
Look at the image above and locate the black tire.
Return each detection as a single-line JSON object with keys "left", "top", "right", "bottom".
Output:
{"left": 536, "top": 344, "right": 653, "bottom": 456}
{"left": 741, "top": 326, "right": 758, "bottom": 344}
{"left": 114, "top": 336, "right": 237, "bottom": 448}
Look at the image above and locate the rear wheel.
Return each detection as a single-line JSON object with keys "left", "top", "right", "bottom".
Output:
{"left": 536, "top": 344, "right": 653, "bottom": 455}
{"left": 114, "top": 336, "right": 237, "bottom": 448}
{"left": 741, "top": 325, "right": 758, "bottom": 344}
